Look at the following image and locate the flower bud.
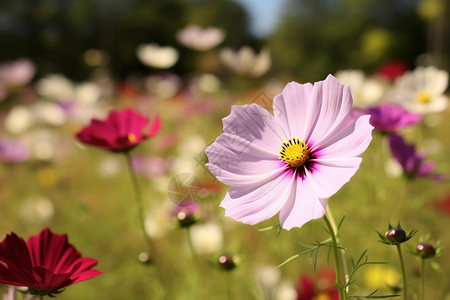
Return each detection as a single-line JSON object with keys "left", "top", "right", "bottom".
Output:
{"left": 217, "top": 254, "right": 237, "bottom": 271}
{"left": 385, "top": 228, "right": 407, "bottom": 243}
{"left": 416, "top": 243, "right": 436, "bottom": 258}
{"left": 138, "top": 252, "right": 152, "bottom": 265}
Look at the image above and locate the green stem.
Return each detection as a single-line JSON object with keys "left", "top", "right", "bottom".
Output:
{"left": 185, "top": 228, "right": 205, "bottom": 300}
{"left": 395, "top": 244, "right": 407, "bottom": 300}
{"left": 419, "top": 258, "right": 425, "bottom": 300}
{"left": 124, "top": 152, "right": 156, "bottom": 259}
{"left": 324, "top": 215, "right": 346, "bottom": 300}
{"left": 326, "top": 206, "right": 350, "bottom": 293}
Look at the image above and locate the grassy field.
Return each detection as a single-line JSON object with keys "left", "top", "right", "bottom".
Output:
{"left": 1, "top": 81, "right": 450, "bottom": 300}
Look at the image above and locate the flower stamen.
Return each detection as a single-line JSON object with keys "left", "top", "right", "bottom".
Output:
{"left": 128, "top": 133, "right": 137, "bottom": 143}
{"left": 279, "top": 137, "right": 310, "bottom": 168}
{"left": 416, "top": 91, "right": 431, "bottom": 103}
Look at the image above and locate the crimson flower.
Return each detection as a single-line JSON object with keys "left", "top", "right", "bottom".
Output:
{"left": 76, "top": 107, "right": 161, "bottom": 152}
{"left": 296, "top": 269, "right": 339, "bottom": 300}
{"left": 0, "top": 228, "right": 102, "bottom": 297}
{"left": 376, "top": 60, "right": 408, "bottom": 82}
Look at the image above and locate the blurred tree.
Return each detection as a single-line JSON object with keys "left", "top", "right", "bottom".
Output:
{"left": 0, "top": 0, "right": 253, "bottom": 80}
{"left": 267, "top": 0, "right": 428, "bottom": 81}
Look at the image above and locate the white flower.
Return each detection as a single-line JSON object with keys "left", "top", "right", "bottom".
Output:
{"left": 97, "top": 155, "right": 122, "bottom": 178}
{"left": 390, "top": 65, "right": 449, "bottom": 114}
{"left": 31, "top": 102, "right": 66, "bottom": 126}
{"left": 189, "top": 222, "right": 223, "bottom": 254}
{"left": 144, "top": 201, "right": 174, "bottom": 239}
{"left": 176, "top": 25, "right": 225, "bottom": 51}
{"left": 384, "top": 158, "right": 403, "bottom": 178}
{"left": 255, "top": 265, "right": 280, "bottom": 300}
{"left": 4, "top": 105, "right": 34, "bottom": 134}
{"left": 220, "top": 46, "right": 271, "bottom": 77}
{"left": 137, "top": 44, "right": 179, "bottom": 69}
{"left": 35, "top": 74, "right": 74, "bottom": 100}
{"left": 74, "top": 82, "right": 101, "bottom": 105}
{"left": 276, "top": 281, "right": 297, "bottom": 300}
{"left": 336, "top": 69, "right": 385, "bottom": 107}
{"left": 195, "top": 73, "right": 221, "bottom": 94}
{"left": 145, "top": 73, "right": 182, "bottom": 99}
{"left": 20, "top": 195, "right": 55, "bottom": 224}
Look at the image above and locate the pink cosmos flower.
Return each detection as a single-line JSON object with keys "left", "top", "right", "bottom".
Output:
{"left": 0, "top": 59, "right": 35, "bottom": 88}
{"left": 0, "top": 228, "right": 101, "bottom": 297}
{"left": 206, "top": 75, "right": 373, "bottom": 230}
{"left": 388, "top": 133, "right": 440, "bottom": 180}
{"left": 76, "top": 107, "right": 161, "bottom": 152}
{"left": 365, "top": 103, "right": 421, "bottom": 133}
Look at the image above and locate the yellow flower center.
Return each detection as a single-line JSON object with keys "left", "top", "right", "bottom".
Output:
{"left": 313, "top": 293, "right": 332, "bottom": 300}
{"left": 417, "top": 91, "right": 431, "bottom": 103}
{"left": 279, "top": 138, "right": 310, "bottom": 168}
{"left": 128, "top": 133, "right": 137, "bottom": 143}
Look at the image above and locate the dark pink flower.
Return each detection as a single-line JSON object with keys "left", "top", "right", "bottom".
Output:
{"left": 377, "top": 61, "right": 408, "bottom": 82}
{"left": 296, "top": 269, "right": 339, "bottom": 300}
{"left": 76, "top": 107, "right": 161, "bottom": 152}
{"left": 388, "top": 133, "right": 440, "bottom": 180}
{"left": 0, "top": 228, "right": 101, "bottom": 297}
{"left": 365, "top": 103, "right": 421, "bottom": 133}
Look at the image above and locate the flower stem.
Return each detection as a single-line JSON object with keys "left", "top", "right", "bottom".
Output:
{"left": 324, "top": 214, "right": 346, "bottom": 300}
{"left": 124, "top": 152, "right": 156, "bottom": 260}
{"left": 419, "top": 258, "right": 425, "bottom": 300}
{"left": 185, "top": 228, "right": 206, "bottom": 300}
{"left": 395, "top": 244, "right": 408, "bottom": 300}
{"left": 326, "top": 206, "right": 350, "bottom": 294}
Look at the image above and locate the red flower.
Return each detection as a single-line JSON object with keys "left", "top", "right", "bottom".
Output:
{"left": 296, "top": 269, "right": 339, "bottom": 300}
{"left": 76, "top": 107, "right": 161, "bottom": 152}
{"left": 0, "top": 228, "right": 102, "bottom": 297}
{"left": 377, "top": 61, "right": 408, "bottom": 82}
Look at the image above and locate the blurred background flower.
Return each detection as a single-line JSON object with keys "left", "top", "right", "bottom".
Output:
{"left": 176, "top": 25, "right": 225, "bottom": 51}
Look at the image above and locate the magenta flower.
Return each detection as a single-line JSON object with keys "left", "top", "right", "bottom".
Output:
{"left": 0, "top": 228, "right": 101, "bottom": 297}
{"left": 206, "top": 75, "right": 373, "bottom": 230}
{"left": 365, "top": 103, "right": 421, "bottom": 133}
{"left": 388, "top": 133, "right": 440, "bottom": 180}
{"left": 0, "top": 137, "right": 29, "bottom": 163}
{"left": 76, "top": 107, "right": 161, "bottom": 152}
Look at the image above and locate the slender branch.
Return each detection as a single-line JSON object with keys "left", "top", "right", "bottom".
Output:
{"left": 324, "top": 215, "right": 346, "bottom": 300}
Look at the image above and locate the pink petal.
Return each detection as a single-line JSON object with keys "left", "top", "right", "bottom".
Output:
{"left": 279, "top": 179, "right": 327, "bottom": 230}
{"left": 205, "top": 133, "right": 282, "bottom": 186}
{"left": 222, "top": 104, "right": 285, "bottom": 153}
{"left": 305, "top": 160, "right": 361, "bottom": 199}
{"left": 307, "top": 75, "right": 353, "bottom": 145}
{"left": 272, "top": 81, "right": 313, "bottom": 138}
{"left": 147, "top": 115, "right": 162, "bottom": 137}
{"left": 220, "top": 171, "right": 294, "bottom": 225}
{"left": 312, "top": 115, "right": 373, "bottom": 158}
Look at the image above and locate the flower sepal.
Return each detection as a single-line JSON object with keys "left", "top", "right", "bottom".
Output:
{"left": 411, "top": 238, "right": 441, "bottom": 259}
{"left": 26, "top": 288, "right": 65, "bottom": 298}
{"left": 377, "top": 222, "right": 416, "bottom": 245}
